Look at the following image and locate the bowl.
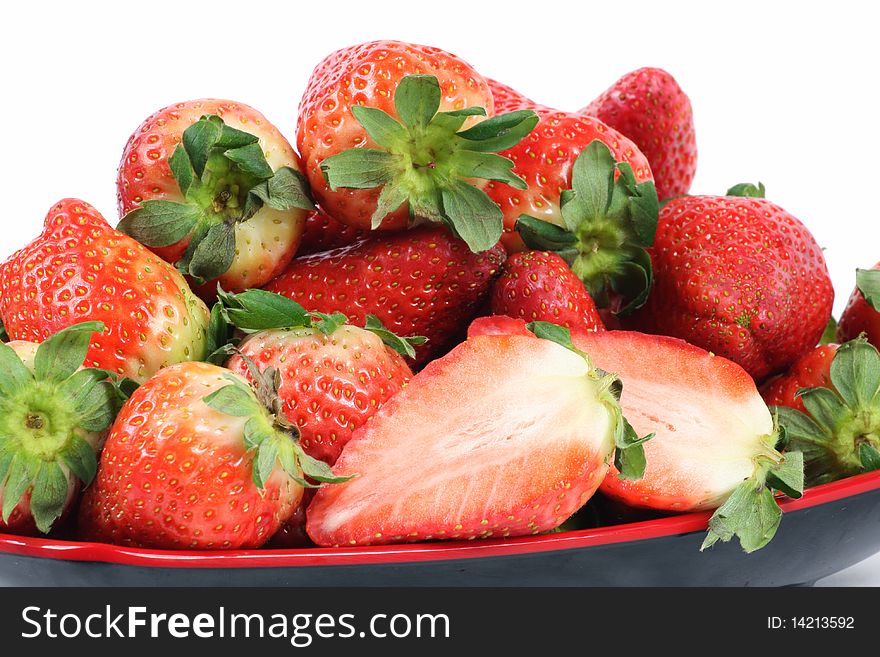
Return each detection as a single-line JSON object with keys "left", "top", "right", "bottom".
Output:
{"left": 2, "top": 470, "right": 880, "bottom": 587}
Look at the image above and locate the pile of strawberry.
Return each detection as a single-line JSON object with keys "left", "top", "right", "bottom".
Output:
{"left": 1, "top": 41, "right": 878, "bottom": 555}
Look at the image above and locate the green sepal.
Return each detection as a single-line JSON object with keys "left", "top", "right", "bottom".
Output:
{"left": 363, "top": 314, "right": 426, "bottom": 359}
{"left": 857, "top": 268, "right": 880, "bottom": 311}
{"left": 117, "top": 201, "right": 201, "bottom": 248}
{"left": 34, "top": 321, "right": 105, "bottom": 383}
{"left": 516, "top": 214, "right": 578, "bottom": 258}
{"left": 449, "top": 151, "right": 527, "bottom": 190}
{"left": 440, "top": 180, "right": 503, "bottom": 252}
{"left": 249, "top": 167, "right": 315, "bottom": 212}
{"left": 29, "top": 461, "right": 69, "bottom": 534}
{"left": 702, "top": 479, "right": 782, "bottom": 553}
{"left": 320, "top": 149, "right": 398, "bottom": 190}
{"left": 0, "top": 342, "right": 34, "bottom": 398}
{"left": 58, "top": 434, "right": 98, "bottom": 487}
{"left": 294, "top": 442, "right": 354, "bottom": 484}
{"left": 456, "top": 110, "right": 539, "bottom": 153}
{"left": 766, "top": 450, "right": 804, "bottom": 499}
{"left": 187, "top": 222, "right": 236, "bottom": 282}
{"left": 526, "top": 321, "right": 581, "bottom": 355}
{"left": 311, "top": 312, "right": 348, "bottom": 336}
{"left": 613, "top": 415, "right": 651, "bottom": 481}
{"left": 828, "top": 338, "right": 880, "bottom": 409}
{"left": 202, "top": 380, "right": 259, "bottom": 417}
{"left": 218, "top": 288, "right": 311, "bottom": 331}
{"left": 726, "top": 182, "right": 766, "bottom": 198}
{"left": 1, "top": 454, "right": 38, "bottom": 523}
{"left": 393, "top": 75, "right": 441, "bottom": 131}
{"left": 224, "top": 142, "right": 274, "bottom": 180}
{"left": 371, "top": 183, "right": 409, "bottom": 229}
{"left": 59, "top": 368, "right": 119, "bottom": 433}
{"left": 859, "top": 443, "right": 880, "bottom": 471}
{"left": 183, "top": 114, "right": 225, "bottom": 178}
{"left": 252, "top": 439, "right": 279, "bottom": 489}
{"left": 204, "top": 301, "right": 235, "bottom": 365}
{"left": 820, "top": 317, "right": 838, "bottom": 345}
{"left": 608, "top": 247, "right": 653, "bottom": 316}
{"left": 799, "top": 387, "right": 847, "bottom": 436}
{"left": 168, "top": 145, "right": 195, "bottom": 196}
{"left": 352, "top": 106, "right": 410, "bottom": 148}
{"left": 217, "top": 123, "right": 260, "bottom": 150}
{"left": 0, "top": 318, "right": 7, "bottom": 342}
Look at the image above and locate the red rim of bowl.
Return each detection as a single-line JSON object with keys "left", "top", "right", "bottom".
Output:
{"left": 2, "top": 469, "right": 879, "bottom": 569}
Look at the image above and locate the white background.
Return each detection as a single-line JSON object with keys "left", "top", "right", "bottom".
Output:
{"left": 1, "top": 1, "right": 879, "bottom": 585}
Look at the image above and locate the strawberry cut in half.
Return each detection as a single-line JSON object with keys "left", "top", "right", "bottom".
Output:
{"left": 306, "top": 325, "right": 648, "bottom": 547}
{"left": 772, "top": 338, "right": 880, "bottom": 486}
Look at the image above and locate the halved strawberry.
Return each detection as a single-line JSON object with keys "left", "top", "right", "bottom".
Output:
{"left": 306, "top": 328, "right": 647, "bottom": 547}
{"left": 773, "top": 338, "right": 880, "bottom": 486}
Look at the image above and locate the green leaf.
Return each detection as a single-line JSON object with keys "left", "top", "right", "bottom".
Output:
{"left": 0, "top": 342, "right": 34, "bottom": 398}
{"left": 856, "top": 268, "right": 880, "bottom": 312}
{"left": 205, "top": 301, "right": 231, "bottom": 359}
{"left": 311, "top": 312, "right": 348, "bottom": 336}
{"left": 168, "top": 145, "right": 195, "bottom": 196}
{"left": 224, "top": 142, "right": 274, "bottom": 180}
{"left": 820, "top": 317, "right": 838, "bottom": 345}
{"left": 351, "top": 106, "right": 408, "bottom": 149}
{"left": 320, "top": 149, "right": 399, "bottom": 190}
{"left": 526, "top": 321, "right": 578, "bottom": 353}
{"left": 615, "top": 164, "right": 659, "bottom": 247}
{"left": 766, "top": 450, "right": 804, "bottom": 499}
{"left": 562, "top": 141, "right": 616, "bottom": 231}
{"left": 183, "top": 115, "right": 224, "bottom": 178}
{"left": 829, "top": 339, "right": 880, "bottom": 409}
{"left": 0, "top": 447, "right": 14, "bottom": 485}
{"left": 772, "top": 405, "right": 829, "bottom": 446}
{"left": 216, "top": 123, "right": 260, "bottom": 149}
{"left": 726, "top": 182, "right": 766, "bottom": 198}
{"left": 440, "top": 181, "right": 503, "bottom": 252}
{"left": 252, "top": 439, "right": 279, "bottom": 489}
{"left": 59, "top": 368, "right": 119, "bottom": 432}
{"left": 249, "top": 167, "right": 315, "bottom": 212}
{"left": 613, "top": 415, "right": 651, "bottom": 481}
{"left": 293, "top": 443, "right": 354, "bottom": 484}
{"left": 393, "top": 74, "right": 442, "bottom": 131}
{"left": 799, "top": 387, "right": 848, "bottom": 436}
{"left": 187, "top": 222, "right": 236, "bottom": 282}
{"left": 243, "top": 417, "right": 273, "bottom": 451}
{"left": 370, "top": 182, "right": 409, "bottom": 229}
{"left": 59, "top": 434, "right": 98, "bottom": 486}
{"left": 203, "top": 383, "right": 258, "bottom": 417}
{"left": 219, "top": 288, "right": 311, "bottom": 331}
{"left": 2, "top": 454, "right": 37, "bottom": 523}
{"left": 449, "top": 151, "right": 527, "bottom": 190}
{"left": 29, "top": 461, "right": 69, "bottom": 533}
{"left": 859, "top": 443, "right": 880, "bottom": 471}
{"left": 364, "top": 314, "right": 426, "bottom": 359}
{"left": 117, "top": 200, "right": 201, "bottom": 247}
{"left": 34, "top": 321, "right": 104, "bottom": 383}
{"left": 456, "top": 110, "right": 539, "bottom": 153}
{"left": 702, "top": 480, "right": 782, "bottom": 553}
{"left": 516, "top": 215, "right": 578, "bottom": 254}
{"left": 609, "top": 248, "right": 653, "bottom": 316}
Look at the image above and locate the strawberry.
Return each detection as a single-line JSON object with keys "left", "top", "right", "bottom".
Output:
{"left": 486, "top": 77, "right": 533, "bottom": 113}
{"left": 761, "top": 343, "right": 838, "bottom": 413}
{"left": 298, "top": 208, "right": 369, "bottom": 256}
{"left": 0, "top": 323, "right": 121, "bottom": 535}
{"left": 0, "top": 199, "right": 210, "bottom": 383}
{"left": 837, "top": 264, "right": 880, "bottom": 346}
{"left": 117, "top": 99, "right": 314, "bottom": 296}
{"left": 582, "top": 67, "right": 697, "bottom": 201}
{"left": 306, "top": 325, "right": 647, "bottom": 547}
{"left": 630, "top": 185, "right": 833, "bottom": 381}
{"left": 485, "top": 109, "right": 659, "bottom": 314}
{"left": 219, "top": 289, "right": 416, "bottom": 465}
{"left": 297, "top": 40, "right": 538, "bottom": 252}
{"left": 78, "top": 360, "right": 348, "bottom": 550}
{"left": 773, "top": 338, "right": 880, "bottom": 486}
{"left": 489, "top": 251, "right": 604, "bottom": 333}
{"left": 264, "top": 226, "right": 506, "bottom": 367}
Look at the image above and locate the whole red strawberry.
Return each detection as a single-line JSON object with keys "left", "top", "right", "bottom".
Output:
{"left": 264, "top": 226, "right": 506, "bottom": 366}
{"left": 487, "top": 77, "right": 533, "bottom": 113}
{"left": 761, "top": 343, "right": 838, "bottom": 413}
{"left": 78, "top": 360, "right": 347, "bottom": 550}
{"left": 297, "top": 41, "right": 538, "bottom": 251}
{"left": 632, "top": 187, "right": 833, "bottom": 381}
{"left": 298, "top": 208, "right": 368, "bottom": 256}
{"left": 219, "top": 289, "right": 415, "bottom": 465}
{"left": 0, "top": 199, "right": 210, "bottom": 382}
{"left": 306, "top": 326, "right": 647, "bottom": 547}
{"left": 837, "top": 264, "right": 880, "bottom": 346}
{"left": 582, "top": 68, "right": 697, "bottom": 201}
{"left": 490, "top": 251, "right": 604, "bottom": 333}
{"left": 117, "top": 99, "right": 314, "bottom": 297}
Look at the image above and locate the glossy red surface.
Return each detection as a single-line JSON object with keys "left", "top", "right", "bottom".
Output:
{"left": 2, "top": 470, "right": 879, "bottom": 569}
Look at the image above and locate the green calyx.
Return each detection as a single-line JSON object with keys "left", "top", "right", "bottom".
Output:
{"left": 203, "top": 362, "right": 352, "bottom": 491}
{"left": 702, "top": 445, "right": 804, "bottom": 554}
{"left": 118, "top": 114, "right": 315, "bottom": 283}
{"left": 526, "top": 321, "right": 652, "bottom": 480}
{"left": 516, "top": 140, "right": 659, "bottom": 315}
{"left": 213, "top": 287, "right": 426, "bottom": 359}
{"left": 0, "top": 322, "right": 124, "bottom": 533}
{"left": 773, "top": 338, "right": 880, "bottom": 486}
{"left": 856, "top": 268, "right": 880, "bottom": 311}
{"left": 726, "top": 181, "right": 766, "bottom": 198}
{"left": 319, "top": 74, "right": 538, "bottom": 252}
